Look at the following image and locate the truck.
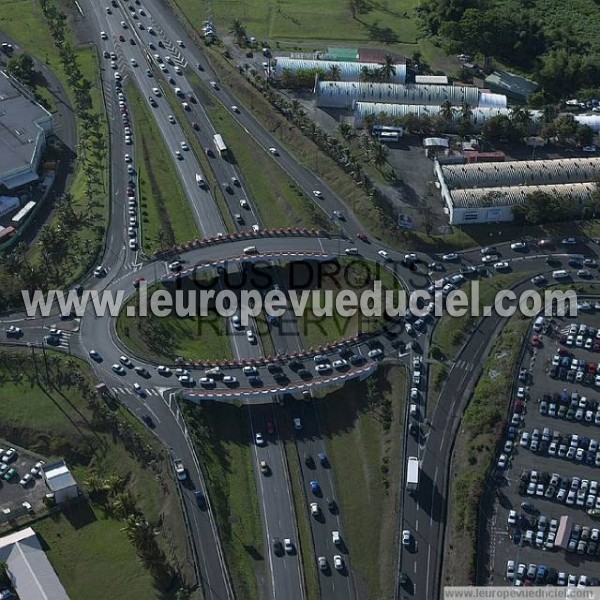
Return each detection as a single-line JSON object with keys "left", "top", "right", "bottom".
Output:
{"left": 555, "top": 515, "right": 573, "bottom": 549}
{"left": 406, "top": 457, "right": 419, "bottom": 494}
{"left": 173, "top": 459, "right": 187, "bottom": 481}
{"left": 213, "top": 133, "right": 227, "bottom": 157}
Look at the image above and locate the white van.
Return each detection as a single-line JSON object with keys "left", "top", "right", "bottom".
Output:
{"left": 409, "top": 404, "right": 418, "bottom": 417}
{"left": 345, "top": 247, "right": 359, "bottom": 255}
{"left": 243, "top": 246, "right": 258, "bottom": 254}
{"left": 533, "top": 316, "right": 545, "bottom": 332}
{"left": 552, "top": 269, "right": 569, "bottom": 280}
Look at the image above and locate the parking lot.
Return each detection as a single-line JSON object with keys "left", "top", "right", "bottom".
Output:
{"left": 489, "top": 312, "right": 600, "bottom": 587}
{"left": 0, "top": 441, "right": 48, "bottom": 518}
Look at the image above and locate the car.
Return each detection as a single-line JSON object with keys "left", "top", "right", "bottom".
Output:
{"left": 255, "top": 433, "right": 265, "bottom": 446}
{"left": 402, "top": 530, "right": 411, "bottom": 546}
{"left": 175, "top": 151, "right": 183, "bottom": 160}
{"left": 268, "top": 147, "right": 278, "bottom": 155}
{"left": 89, "top": 349, "right": 101, "bottom": 361}
{"left": 368, "top": 347, "right": 384, "bottom": 359}
{"left": 100, "top": 31, "right": 108, "bottom": 40}
{"left": 260, "top": 460, "right": 269, "bottom": 475}
{"left": 284, "top": 539, "right": 293, "bottom": 553}
{"left": 497, "top": 454, "right": 508, "bottom": 470}
{"left": 506, "top": 560, "right": 515, "bottom": 580}
{"left": 199, "top": 377, "right": 215, "bottom": 387}
{"left": 494, "top": 261, "right": 510, "bottom": 271}
{"left": 129, "top": 57, "right": 137, "bottom": 67}
{"left": 310, "top": 502, "right": 320, "bottom": 517}
{"left": 333, "top": 555, "right": 344, "bottom": 571}
{"left": 240, "top": 198, "right": 249, "bottom": 209}
{"left": 312, "top": 190, "right": 323, "bottom": 198}
{"left": 531, "top": 275, "right": 547, "bottom": 285}
{"left": 511, "top": 242, "right": 527, "bottom": 251}
{"left": 318, "top": 556, "right": 328, "bottom": 571}
{"left": 231, "top": 105, "right": 239, "bottom": 113}
{"left": 333, "top": 210, "right": 344, "bottom": 220}
{"left": 112, "top": 364, "right": 125, "bottom": 375}
{"left": 310, "top": 480, "right": 321, "bottom": 495}
{"left": 242, "top": 365, "right": 258, "bottom": 376}
{"left": 378, "top": 249, "right": 391, "bottom": 261}
{"left": 521, "top": 502, "right": 538, "bottom": 514}
{"left": 180, "top": 142, "right": 189, "bottom": 151}
{"left": 209, "top": 81, "right": 219, "bottom": 89}
{"left": 223, "top": 375, "right": 237, "bottom": 385}
{"left": 133, "top": 382, "right": 143, "bottom": 394}
{"left": 5, "top": 325, "right": 21, "bottom": 337}
{"left": 442, "top": 253, "right": 458, "bottom": 261}
{"left": 3, "top": 468, "right": 16, "bottom": 481}
{"left": 520, "top": 432, "right": 530, "bottom": 448}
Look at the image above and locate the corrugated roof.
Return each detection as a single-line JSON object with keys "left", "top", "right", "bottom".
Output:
{"left": 441, "top": 157, "right": 600, "bottom": 189}
{"left": 43, "top": 461, "right": 77, "bottom": 492}
{"left": 316, "top": 81, "right": 482, "bottom": 108}
{"left": 0, "top": 528, "right": 69, "bottom": 600}
{"left": 451, "top": 183, "right": 595, "bottom": 208}
{"left": 274, "top": 58, "right": 406, "bottom": 83}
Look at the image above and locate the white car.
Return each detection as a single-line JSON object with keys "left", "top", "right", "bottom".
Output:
{"left": 130, "top": 58, "right": 137, "bottom": 67}
{"left": 124, "top": 153, "right": 132, "bottom": 163}
{"left": 240, "top": 199, "right": 249, "bottom": 209}
{"left": 252, "top": 224, "right": 259, "bottom": 232}
{"left": 310, "top": 502, "right": 320, "bottom": 517}
{"left": 177, "top": 40, "right": 184, "bottom": 47}
{"left": 168, "top": 114, "right": 176, "bottom": 124}
{"left": 246, "top": 330, "right": 256, "bottom": 344}
{"left": 199, "top": 377, "right": 215, "bottom": 387}
{"left": 268, "top": 147, "right": 278, "bottom": 155}
{"left": 332, "top": 359, "right": 348, "bottom": 369}
{"left": 231, "top": 105, "right": 239, "bottom": 113}
{"left": 378, "top": 249, "right": 391, "bottom": 261}
{"left": 510, "top": 242, "right": 527, "bottom": 251}
{"left": 133, "top": 382, "right": 142, "bottom": 394}
{"left": 175, "top": 151, "right": 183, "bottom": 160}
{"left": 333, "top": 555, "right": 344, "bottom": 571}
{"left": 100, "top": 31, "right": 108, "bottom": 40}
{"left": 223, "top": 375, "right": 237, "bottom": 384}
{"left": 506, "top": 560, "right": 515, "bottom": 580}
{"left": 402, "top": 530, "right": 411, "bottom": 546}
{"left": 293, "top": 418, "right": 302, "bottom": 430}
{"left": 284, "top": 539, "right": 293, "bottom": 553}
{"left": 494, "top": 261, "right": 510, "bottom": 271}
{"left": 442, "top": 253, "right": 458, "bottom": 261}
{"left": 157, "top": 365, "right": 171, "bottom": 375}
{"left": 180, "top": 142, "right": 189, "bottom": 151}
{"left": 255, "top": 433, "right": 265, "bottom": 446}
{"left": 152, "top": 87, "right": 161, "bottom": 96}
{"left": 169, "top": 261, "right": 182, "bottom": 271}
{"left": 312, "top": 190, "right": 323, "bottom": 198}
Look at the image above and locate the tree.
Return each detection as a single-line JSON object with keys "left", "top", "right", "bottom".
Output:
{"left": 230, "top": 19, "right": 246, "bottom": 46}
{"left": 459, "top": 101, "right": 473, "bottom": 122}
{"left": 338, "top": 122, "right": 353, "bottom": 140}
{"left": 379, "top": 55, "right": 396, "bottom": 81}
{"left": 7, "top": 53, "right": 35, "bottom": 87}
{"left": 508, "top": 106, "right": 532, "bottom": 139}
{"left": 575, "top": 124, "right": 595, "bottom": 147}
{"left": 440, "top": 99, "right": 454, "bottom": 122}
{"left": 371, "top": 142, "right": 389, "bottom": 170}
{"left": 328, "top": 64, "right": 341, "bottom": 81}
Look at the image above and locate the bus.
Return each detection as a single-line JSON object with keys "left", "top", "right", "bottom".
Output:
{"left": 213, "top": 133, "right": 227, "bottom": 157}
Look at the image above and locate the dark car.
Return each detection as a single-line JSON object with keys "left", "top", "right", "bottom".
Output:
{"left": 327, "top": 498, "right": 337, "bottom": 513}
{"left": 194, "top": 490, "right": 206, "bottom": 509}
{"left": 298, "top": 369, "right": 312, "bottom": 380}
{"left": 193, "top": 122, "right": 200, "bottom": 130}
{"left": 349, "top": 354, "right": 365, "bottom": 366}
{"left": 267, "top": 362, "right": 281, "bottom": 373}
{"left": 142, "top": 415, "right": 155, "bottom": 428}
{"left": 272, "top": 538, "right": 284, "bottom": 556}
{"left": 317, "top": 452, "right": 329, "bottom": 467}
{"left": 304, "top": 453, "right": 315, "bottom": 468}
{"left": 248, "top": 376, "right": 262, "bottom": 387}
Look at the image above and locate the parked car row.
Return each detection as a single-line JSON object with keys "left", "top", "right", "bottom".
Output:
{"left": 507, "top": 559, "right": 595, "bottom": 588}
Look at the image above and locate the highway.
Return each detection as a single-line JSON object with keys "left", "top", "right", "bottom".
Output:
{"left": 6, "top": 0, "right": 600, "bottom": 596}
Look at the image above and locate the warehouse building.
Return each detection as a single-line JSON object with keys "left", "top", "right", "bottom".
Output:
{"left": 435, "top": 157, "right": 600, "bottom": 224}
{"left": 274, "top": 57, "right": 407, "bottom": 83}
{"left": 0, "top": 71, "right": 53, "bottom": 190}
{"left": 42, "top": 460, "right": 79, "bottom": 504}
{"left": 0, "top": 527, "right": 69, "bottom": 600}
{"left": 354, "top": 102, "right": 512, "bottom": 129}
{"left": 484, "top": 70, "right": 539, "bottom": 102}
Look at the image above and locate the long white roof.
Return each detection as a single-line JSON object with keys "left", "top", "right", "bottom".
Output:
{"left": 316, "top": 81, "right": 484, "bottom": 108}
{"left": 451, "top": 183, "right": 596, "bottom": 208}
{"left": 274, "top": 57, "right": 406, "bottom": 83}
{"left": 441, "top": 157, "right": 600, "bottom": 190}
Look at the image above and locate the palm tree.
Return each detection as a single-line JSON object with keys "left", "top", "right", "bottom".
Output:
{"left": 379, "top": 55, "right": 396, "bottom": 81}
{"left": 440, "top": 99, "right": 454, "bottom": 122}
{"left": 111, "top": 491, "right": 137, "bottom": 519}
{"left": 230, "top": 19, "right": 246, "bottom": 46}
{"left": 338, "top": 122, "right": 353, "bottom": 140}
{"left": 328, "top": 65, "right": 341, "bottom": 81}
{"left": 371, "top": 142, "right": 389, "bottom": 170}
{"left": 103, "top": 474, "right": 125, "bottom": 497}
{"left": 460, "top": 101, "right": 473, "bottom": 122}
{"left": 84, "top": 473, "right": 102, "bottom": 494}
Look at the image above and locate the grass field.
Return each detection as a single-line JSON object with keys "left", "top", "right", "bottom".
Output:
{"left": 116, "top": 284, "right": 234, "bottom": 363}
{"left": 192, "top": 82, "right": 329, "bottom": 231}
{"left": 316, "top": 367, "right": 405, "bottom": 599}
{"left": 0, "top": 348, "right": 194, "bottom": 598}
{"left": 296, "top": 258, "right": 404, "bottom": 347}
{"left": 126, "top": 83, "right": 199, "bottom": 253}
{"left": 174, "top": 0, "right": 420, "bottom": 46}
{"left": 183, "top": 401, "right": 264, "bottom": 600}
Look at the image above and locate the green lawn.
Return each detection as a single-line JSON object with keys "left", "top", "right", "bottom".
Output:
{"left": 191, "top": 76, "right": 330, "bottom": 231}
{"left": 0, "top": 349, "right": 195, "bottom": 598}
{"left": 173, "top": 0, "right": 419, "bottom": 46}
{"left": 315, "top": 367, "right": 405, "bottom": 599}
{"left": 126, "top": 83, "right": 199, "bottom": 253}
{"left": 296, "top": 258, "right": 404, "bottom": 347}
{"left": 183, "top": 401, "right": 264, "bottom": 600}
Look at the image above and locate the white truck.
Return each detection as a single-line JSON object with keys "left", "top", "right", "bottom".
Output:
{"left": 173, "top": 459, "right": 187, "bottom": 481}
{"left": 407, "top": 457, "right": 419, "bottom": 494}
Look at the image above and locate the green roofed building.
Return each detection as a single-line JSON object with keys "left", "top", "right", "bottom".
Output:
{"left": 326, "top": 47, "right": 359, "bottom": 62}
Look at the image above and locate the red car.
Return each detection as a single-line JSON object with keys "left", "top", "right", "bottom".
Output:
{"left": 557, "top": 347, "right": 570, "bottom": 356}
{"left": 356, "top": 233, "right": 368, "bottom": 242}
{"left": 266, "top": 421, "right": 274, "bottom": 435}
{"left": 589, "top": 362, "right": 597, "bottom": 374}
{"left": 530, "top": 335, "right": 540, "bottom": 347}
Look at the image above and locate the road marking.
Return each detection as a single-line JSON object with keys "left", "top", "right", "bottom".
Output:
{"left": 426, "top": 545, "right": 432, "bottom": 599}
{"left": 415, "top": 519, "right": 419, "bottom": 532}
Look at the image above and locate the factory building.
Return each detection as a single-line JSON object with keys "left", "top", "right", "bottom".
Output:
{"left": 273, "top": 57, "right": 407, "bottom": 84}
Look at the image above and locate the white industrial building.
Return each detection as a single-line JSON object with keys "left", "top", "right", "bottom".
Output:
{"left": 316, "top": 80, "right": 506, "bottom": 109}
{"left": 42, "top": 460, "right": 79, "bottom": 504}
{"left": 0, "top": 527, "right": 69, "bottom": 600}
{"left": 435, "top": 157, "right": 600, "bottom": 224}
{"left": 274, "top": 57, "right": 407, "bottom": 83}
{"left": 354, "top": 102, "right": 512, "bottom": 129}
{"left": 0, "top": 71, "right": 53, "bottom": 190}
